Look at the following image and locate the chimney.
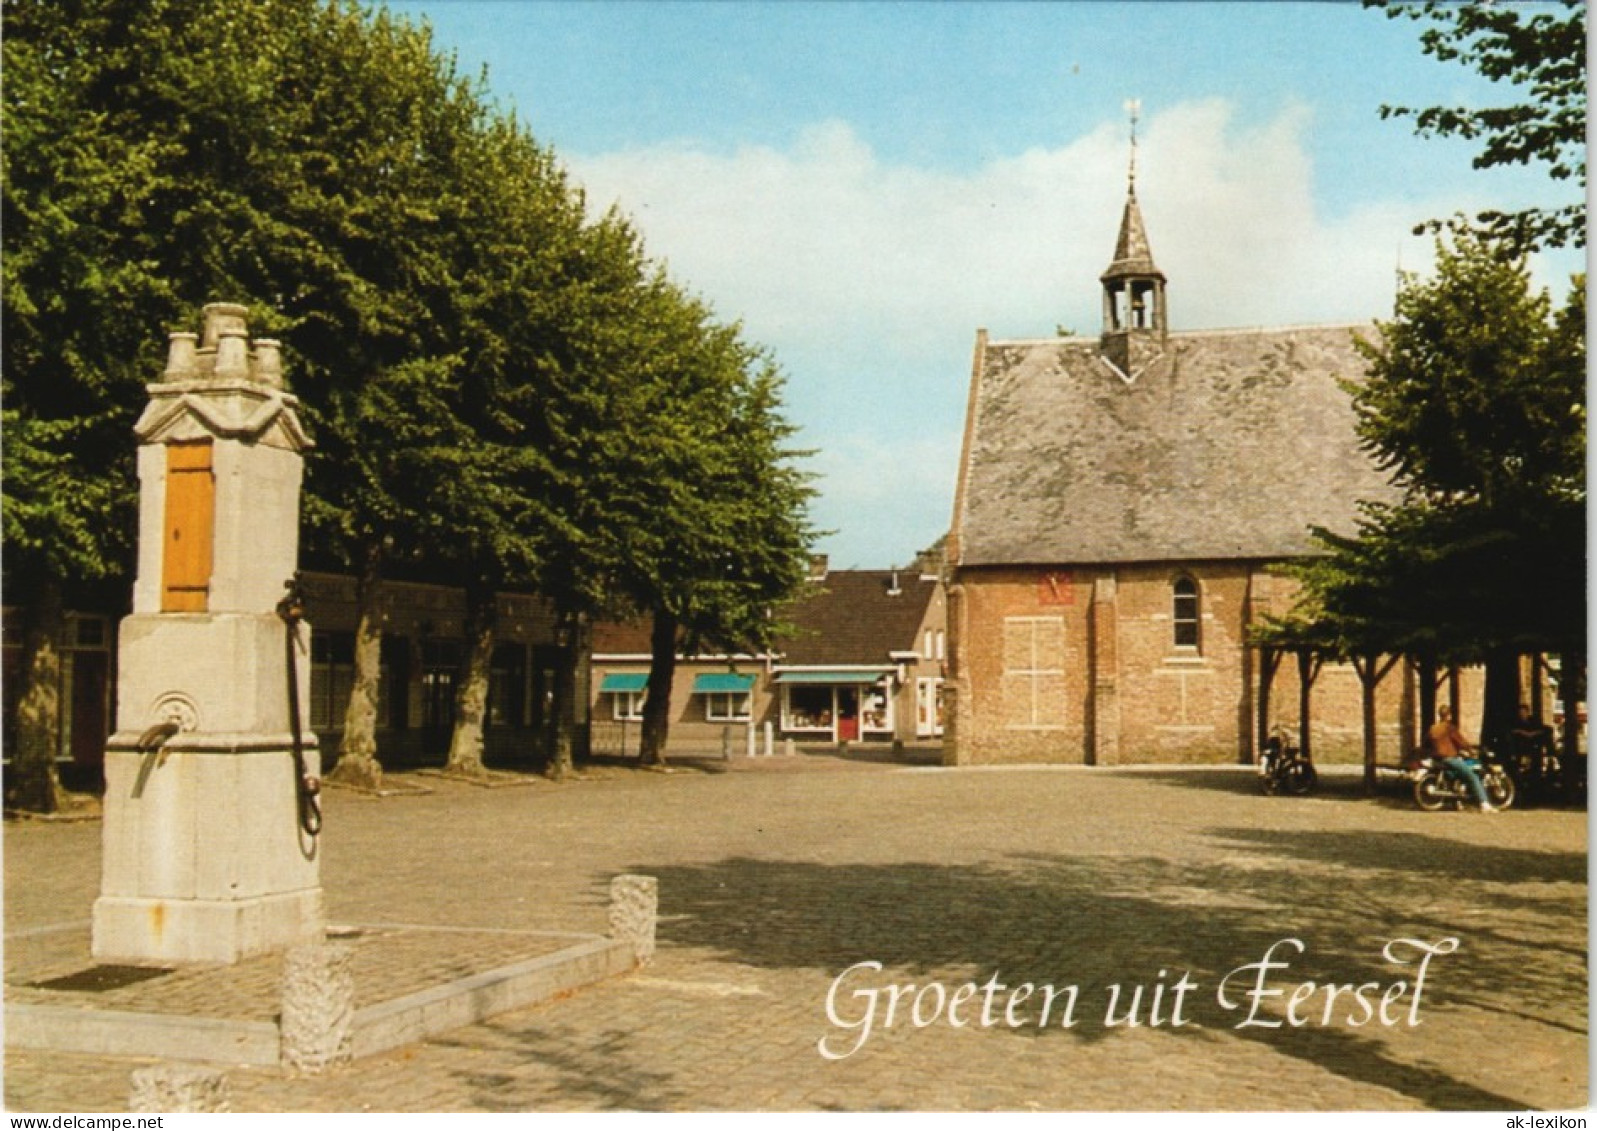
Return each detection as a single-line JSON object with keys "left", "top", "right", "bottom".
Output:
{"left": 808, "top": 554, "right": 829, "bottom": 582}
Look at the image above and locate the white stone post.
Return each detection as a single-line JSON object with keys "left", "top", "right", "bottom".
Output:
{"left": 129, "top": 1064, "right": 232, "bottom": 1113}
{"left": 280, "top": 941, "right": 356, "bottom": 1073}
{"left": 93, "top": 303, "right": 323, "bottom": 965}
{"left": 608, "top": 874, "right": 658, "bottom": 966}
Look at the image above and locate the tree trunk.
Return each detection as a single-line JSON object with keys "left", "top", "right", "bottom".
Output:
{"left": 548, "top": 610, "right": 578, "bottom": 781}
{"left": 1256, "top": 646, "right": 1282, "bottom": 759}
{"left": 1296, "top": 649, "right": 1319, "bottom": 761}
{"left": 1355, "top": 654, "right": 1399, "bottom": 795}
{"left": 327, "top": 543, "right": 384, "bottom": 790}
{"left": 1479, "top": 645, "right": 1522, "bottom": 752}
{"left": 572, "top": 611, "right": 593, "bottom": 766}
{"left": 639, "top": 609, "right": 679, "bottom": 767}
{"left": 1416, "top": 652, "right": 1438, "bottom": 735}
{"left": 1557, "top": 651, "right": 1584, "bottom": 792}
{"left": 444, "top": 580, "right": 496, "bottom": 778}
{"left": 8, "top": 576, "right": 66, "bottom": 813}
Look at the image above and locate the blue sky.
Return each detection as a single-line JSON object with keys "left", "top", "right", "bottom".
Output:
{"left": 386, "top": 0, "right": 1584, "bottom": 568}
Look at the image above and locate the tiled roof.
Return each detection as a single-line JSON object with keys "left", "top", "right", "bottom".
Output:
{"left": 592, "top": 618, "right": 654, "bottom": 655}
{"left": 778, "top": 570, "right": 938, "bottom": 666}
{"left": 592, "top": 570, "right": 940, "bottom": 664}
{"left": 956, "top": 324, "right": 1399, "bottom": 566}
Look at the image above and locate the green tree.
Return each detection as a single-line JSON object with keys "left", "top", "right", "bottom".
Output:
{"left": 623, "top": 306, "right": 816, "bottom": 767}
{"left": 4, "top": 0, "right": 199, "bottom": 811}
{"left": 0, "top": 0, "right": 593, "bottom": 799}
{"left": 1369, "top": 0, "right": 1587, "bottom": 251}
{"left": 1271, "top": 234, "right": 1585, "bottom": 754}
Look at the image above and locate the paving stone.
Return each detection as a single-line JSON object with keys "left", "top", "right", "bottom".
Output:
{"left": 4, "top": 763, "right": 1587, "bottom": 1112}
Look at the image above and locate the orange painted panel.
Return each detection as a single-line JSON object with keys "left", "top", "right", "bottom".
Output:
{"left": 161, "top": 440, "right": 214, "bottom": 612}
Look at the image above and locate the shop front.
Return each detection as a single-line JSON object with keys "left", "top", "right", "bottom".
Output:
{"left": 775, "top": 668, "right": 896, "bottom": 745}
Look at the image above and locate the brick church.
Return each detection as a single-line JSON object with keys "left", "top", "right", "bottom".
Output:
{"left": 943, "top": 164, "right": 1408, "bottom": 766}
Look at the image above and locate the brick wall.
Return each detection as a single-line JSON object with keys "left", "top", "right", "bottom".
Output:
{"left": 947, "top": 561, "right": 1477, "bottom": 766}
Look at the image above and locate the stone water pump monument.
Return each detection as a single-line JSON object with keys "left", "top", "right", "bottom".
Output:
{"left": 93, "top": 303, "right": 323, "bottom": 964}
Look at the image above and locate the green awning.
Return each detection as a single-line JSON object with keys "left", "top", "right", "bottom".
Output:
{"left": 774, "top": 669, "right": 892, "bottom": 685}
{"left": 598, "top": 673, "right": 648, "bottom": 694}
{"left": 691, "top": 673, "right": 756, "bottom": 694}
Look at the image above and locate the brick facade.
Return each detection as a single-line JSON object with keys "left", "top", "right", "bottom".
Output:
{"left": 946, "top": 561, "right": 1473, "bottom": 767}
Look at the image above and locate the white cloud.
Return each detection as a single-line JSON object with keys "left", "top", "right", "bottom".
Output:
{"left": 561, "top": 100, "right": 1553, "bottom": 564}
{"left": 803, "top": 429, "right": 963, "bottom": 570}
{"left": 569, "top": 100, "right": 1466, "bottom": 343}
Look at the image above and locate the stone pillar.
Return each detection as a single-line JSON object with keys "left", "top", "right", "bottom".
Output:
{"left": 129, "top": 1064, "right": 232, "bottom": 1113}
{"left": 280, "top": 941, "right": 355, "bottom": 1073}
{"left": 93, "top": 303, "right": 322, "bottom": 965}
{"left": 608, "top": 874, "right": 658, "bottom": 966}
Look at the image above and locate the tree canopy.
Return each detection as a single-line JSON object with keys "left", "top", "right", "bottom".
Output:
{"left": 1261, "top": 234, "right": 1584, "bottom": 740}
{"left": 2, "top": 0, "right": 816, "bottom": 800}
{"left": 1368, "top": 0, "right": 1587, "bottom": 251}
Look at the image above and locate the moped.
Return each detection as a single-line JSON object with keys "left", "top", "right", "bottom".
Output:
{"left": 1411, "top": 748, "right": 1515, "bottom": 812}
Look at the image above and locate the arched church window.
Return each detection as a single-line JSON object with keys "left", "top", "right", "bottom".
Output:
{"left": 1173, "top": 577, "right": 1200, "bottom": 649}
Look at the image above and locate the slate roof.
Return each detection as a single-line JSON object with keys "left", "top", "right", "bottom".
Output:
{"left": 778, "top": 570, "right": 938, "bottom": 666}
{"left": 954, "top": 324, "right": 1400, "bottom": 567}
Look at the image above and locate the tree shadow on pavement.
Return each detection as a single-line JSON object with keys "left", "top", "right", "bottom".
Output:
{"left": 622, "top": 826, "right": 1583, "bottom": 1111}
{"left": 435, "top": 1019, "right": 689, "bottom": 1112}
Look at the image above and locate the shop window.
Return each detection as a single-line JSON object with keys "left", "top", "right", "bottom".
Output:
{"left": 706, "top": 692, "right": 752, "bottom": 722}
{"left": 784, "top": 685, "right": 833, "bottom": 731}
{"left": 862, "top": 685, "right": 893, "bottom": 732}
{"left": 1173, "top": 577, "right": 1200, "bottom": 650}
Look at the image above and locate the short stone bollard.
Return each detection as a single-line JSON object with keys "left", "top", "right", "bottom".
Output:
{"left": 279, "top": 939, "right": 355, "bottom": 1073}
{"left": 608, "top": 873, "right": 658, "bottom": 966}
{"left": 129, "top": 1063, "right": 231, "bottom": 1113}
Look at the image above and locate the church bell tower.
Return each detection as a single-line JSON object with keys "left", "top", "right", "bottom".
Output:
{"left": 1099, "top": 101, "right": 1167, "bottom": 381}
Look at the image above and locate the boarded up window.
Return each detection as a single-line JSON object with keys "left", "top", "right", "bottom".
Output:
{"left": 161, "top": 440, "right": 214, "bottom": 612}
{"left": 1001, "top": 616, "right": 1066, "bottom": 729}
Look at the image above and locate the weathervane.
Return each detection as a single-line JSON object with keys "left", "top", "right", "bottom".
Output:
{"left": 1125, "top": 98, "right": 1142, "bottom": 191}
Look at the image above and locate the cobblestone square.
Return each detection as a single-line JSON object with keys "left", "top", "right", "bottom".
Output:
{"left": 4, "top": 757, "right": 1587, "bottom": 1112}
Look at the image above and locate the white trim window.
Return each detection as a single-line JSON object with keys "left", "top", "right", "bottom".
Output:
{"left": 611, "top": 690, "right": 645, "bottom": 721}
{"left": 861, "top": 684, "right": 894, "bottom": 733}
{"left": 916, "top": 677, "right": 945, "bottom": 737}
{"left": 705, "top": 691, "right": 752, "bottom": 722}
